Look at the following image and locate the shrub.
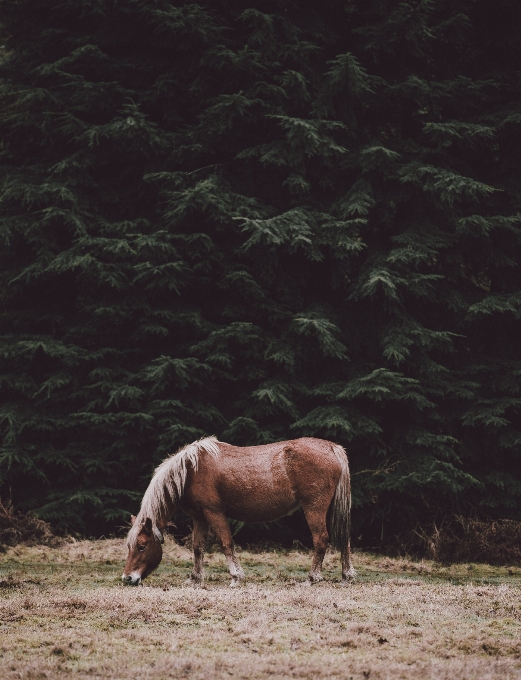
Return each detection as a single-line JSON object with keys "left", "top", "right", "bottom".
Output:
{"left": 396, "top": 517, "right": 521, "bottom": 566}
{"left": 0, "top": 498, "right": 62, "bottom": 550}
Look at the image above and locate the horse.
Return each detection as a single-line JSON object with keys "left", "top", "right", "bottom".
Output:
{"left": 122, "top": 436, "right": 355, "bottom": 586}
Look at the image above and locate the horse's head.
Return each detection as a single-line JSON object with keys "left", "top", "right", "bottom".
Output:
{"left": 122, "top": 515, "right": 164, "bottom": 585}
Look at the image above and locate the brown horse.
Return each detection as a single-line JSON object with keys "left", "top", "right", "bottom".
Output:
{"left": 122, "top": 436, "right": 355, "bottom": 586}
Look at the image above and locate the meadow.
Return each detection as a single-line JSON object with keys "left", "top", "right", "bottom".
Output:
{"left": 1, "top": 538, "right": 520, "bottom": 679}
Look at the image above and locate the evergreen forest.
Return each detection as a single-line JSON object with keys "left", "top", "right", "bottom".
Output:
{"left": 1, "top": 0, "right": 521, "bottom": 546}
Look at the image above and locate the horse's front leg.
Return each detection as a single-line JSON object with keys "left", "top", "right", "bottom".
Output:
{"left": 203, "top": 509, "right": 244, "bottom": 587}
{"left": 188, "top": 518, "right": 208, "bottom": 585}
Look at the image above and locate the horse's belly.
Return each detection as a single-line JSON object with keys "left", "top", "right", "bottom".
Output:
{"left": 218, "top": 455, "right": 298, "bottom": 522}
{"left": 225, "top": 496, "right": 300, "bottom": 523}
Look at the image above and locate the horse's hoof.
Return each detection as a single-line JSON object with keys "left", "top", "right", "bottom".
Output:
{"left": 185, "top": 578, "right": 203, "bottom": 587}
{"left": 342, "top": 568, "right": 356, "bottom": 583}
{"left": 306, "top": 576, "right": 323, "bottom": 586}
{"left": 229, "top": 579, "right": 242, "bottom": 588}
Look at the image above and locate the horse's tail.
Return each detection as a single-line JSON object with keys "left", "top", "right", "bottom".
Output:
{"left": 327, "top": 444, "right": 351, "bottom": 551}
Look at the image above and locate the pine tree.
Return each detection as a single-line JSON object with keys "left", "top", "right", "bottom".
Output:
{"left": 1, "top": 0, "right": 520, "bottom": 543}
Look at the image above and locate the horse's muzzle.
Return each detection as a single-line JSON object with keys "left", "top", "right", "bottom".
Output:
{"left": 121, "top": 573, "right": 141, "bottom": 586}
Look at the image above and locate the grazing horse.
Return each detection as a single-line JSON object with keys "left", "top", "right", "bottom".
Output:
{"left": 122, "top": 436, "right": 355, "bottom": 586}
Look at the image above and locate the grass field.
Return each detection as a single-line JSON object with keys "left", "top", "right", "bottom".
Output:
{"left": 1, "top": 538, "right": 521, "bottom": 679}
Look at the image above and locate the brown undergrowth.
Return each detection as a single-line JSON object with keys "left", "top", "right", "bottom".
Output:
{"left": 0, "top": 498, "right": 62, "bottom": 551}
{"left": 396, "top": 517, "right": 521, "bottom": 566}
{"left": 1, "top": 538, "right": 521, "bottom": 679}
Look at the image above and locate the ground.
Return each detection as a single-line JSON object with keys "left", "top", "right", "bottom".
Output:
{"left": 1, "top": 538, "right": 520, "bottom": 679}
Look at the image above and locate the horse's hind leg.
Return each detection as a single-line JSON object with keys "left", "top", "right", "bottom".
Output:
{"left": 341, "top": 538, "right": 356, "bottom": 581}
{"left": 189, "top": 518, "right": 209, "bottom": 584}
{"left": 302, "top": 505, "right": 330, "bottom": 584}
{"left": 203, "top": 509, "right": 244, "bottom": 587}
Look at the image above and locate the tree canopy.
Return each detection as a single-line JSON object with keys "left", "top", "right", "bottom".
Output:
{"left": 1, "top": 0, "right": 521, "bottom": 543}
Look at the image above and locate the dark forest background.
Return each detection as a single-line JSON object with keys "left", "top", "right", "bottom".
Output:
{"left": 1, "top": 0, "right": 521, "bottom": 547}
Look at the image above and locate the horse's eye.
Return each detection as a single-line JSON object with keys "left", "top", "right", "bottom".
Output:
{"left": 138, "top": 545, "right": 146, "bottom": 552}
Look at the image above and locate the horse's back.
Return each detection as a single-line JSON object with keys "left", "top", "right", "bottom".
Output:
{"left": 216, "top": 437, "right": 341, "bottom": 478}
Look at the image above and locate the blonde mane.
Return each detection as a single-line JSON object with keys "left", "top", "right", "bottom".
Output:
{"left": 127, "top": 436, "right": 221, "bottom": 547}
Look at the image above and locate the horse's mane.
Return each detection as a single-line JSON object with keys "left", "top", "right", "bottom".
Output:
{"left": 127, "top": 436, "right": 220, "bottom": 548}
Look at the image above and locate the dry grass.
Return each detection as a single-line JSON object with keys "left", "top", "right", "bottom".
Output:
{"left": 1, "top": 539, "right": 521, "bottom": 679}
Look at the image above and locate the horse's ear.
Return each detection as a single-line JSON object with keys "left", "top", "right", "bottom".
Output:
{"left": 143, "top": 517, "right": 153, "bottom": 534}
{"left": 130, "top": 515, "right": 137, "bottom": 526}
